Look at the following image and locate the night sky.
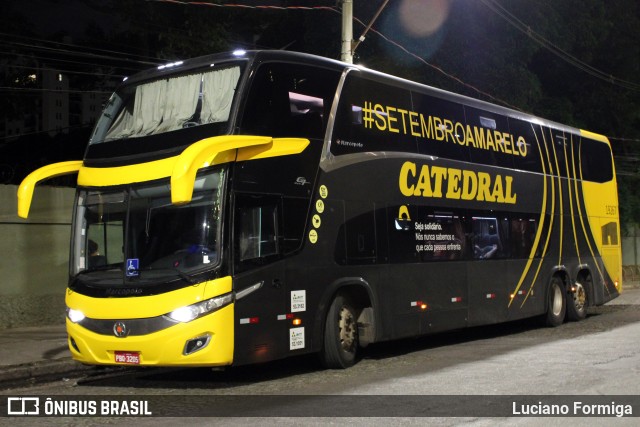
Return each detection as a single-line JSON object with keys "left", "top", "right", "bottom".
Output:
{"left": 2, "top": 1, "right": 639, "bottom": 217}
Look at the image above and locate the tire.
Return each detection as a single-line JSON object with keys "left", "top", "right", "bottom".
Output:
{"left": 545, "top": 276, "right": 566, "bottom": 327}
{"left": 566, "top": 276, "right": 589, "bottom": 321}
{"left": 320, "top": 294, "right": 359, "bottom": 369}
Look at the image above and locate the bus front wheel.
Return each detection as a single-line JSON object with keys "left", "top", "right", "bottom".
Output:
{"left": 320, "top": 294, "right": 358, "bottom": 369}
{"left": 545, "top": 276, "right": 566, "bottom": 327}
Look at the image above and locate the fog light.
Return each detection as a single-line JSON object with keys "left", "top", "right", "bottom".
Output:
{"left": 69, "top": 336, "right": 80, "bottom": 353}
{"left": 184, "top": 334, "right": 211, "bottom": 355}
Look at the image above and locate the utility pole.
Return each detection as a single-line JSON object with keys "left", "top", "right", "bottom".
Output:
{"left": 341, "top": 0, "right": 353, "bottom": 63}
{"left": 341, "top": 0, "right": 389, "bottom": 64}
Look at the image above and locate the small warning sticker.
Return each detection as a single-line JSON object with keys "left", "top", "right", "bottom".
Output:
{"left": 291, "top": 290, "right": 306, "bottom": 312}
{"left": 290, "top": 327, "right": 305, "bottom": 350}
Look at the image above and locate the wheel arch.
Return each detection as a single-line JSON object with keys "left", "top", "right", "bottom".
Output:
{"left": 544, "top": 269, "right": 568, "bottom": 327}
{"left": 574, "top": 264, "right": 594, "bottom": 308}
{"left": 547, "top": 267, "right": 570, "bottom": 300}
{"left": 313, "top": 277, "right": 379, "bottom": 351}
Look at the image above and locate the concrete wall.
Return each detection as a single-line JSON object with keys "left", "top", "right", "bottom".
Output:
{"left": 0, "top": 184, "right": 74, "bottom": 329}
{"left": 623, "top": 225, "right": 640, "bottom": 266}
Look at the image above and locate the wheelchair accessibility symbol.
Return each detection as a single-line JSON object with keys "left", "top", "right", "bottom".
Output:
{"left": 126, "top": 258, "right": 139, "bottom": 277}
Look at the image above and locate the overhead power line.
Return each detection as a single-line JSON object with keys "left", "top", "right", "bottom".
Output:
{"left": 0, "top": 86, "right": 112, "bottom": 94}
{"left": 4, "top": 1, "right": 635, "bottom": 146}
{"left": 0, "top": 124, "right": 94, "bottom": 142}
{"left": 4, "top": 64, "right": 126, "bottom": 79}
{"left": 610, "top": 137, "right": 640, "bottom": 143}
{"left": 146, "top": 1, "right": 338, "bottom": 12}
{"left": 480, "top": 0, "right": 640, "bottom": 92}
{"left": 151, "top": 0, "right": 520, "bottom": 108}
{"left": 0, "top": 50, "right": 148, "bottom": 73}
{"left": 0, "top": 40, "right": 161, "bottom": 67}
{"left": 348, "top": 15, "right": 521, "bottom": 110}
{"left": 0, "top": 32, "right": 164, "bottom": 64}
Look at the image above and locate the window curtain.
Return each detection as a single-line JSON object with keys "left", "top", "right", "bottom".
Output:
{"left": 104, "top": 104, "right": 134, "bottom": 140}
{"left": 105, "top": 66, "right": 240, "bottom": 141}
{"left": 155, "top": 73, "right": 201, "bottom": 132}
{"left": 201, "top": 67, "right": 241, "bottom": 124}
{"left": 133, "top": 79, "right": 167, "bottom": 135}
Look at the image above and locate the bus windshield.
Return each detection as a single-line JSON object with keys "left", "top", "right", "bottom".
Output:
{"left": 71, "top": 169, "right": 224, "bottom": 285}
{"left": 90, "top": 64, "right": 242, "bottom": 144}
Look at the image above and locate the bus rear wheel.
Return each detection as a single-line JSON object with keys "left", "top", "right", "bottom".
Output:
{"left": 566, "top": 277, "right": 589, "bottom": 321}
{"left": 320, "top": 294, "right": 358, "bottom": 369}
{"left": 545, "top": 276, "right": 566, "bottom": 327}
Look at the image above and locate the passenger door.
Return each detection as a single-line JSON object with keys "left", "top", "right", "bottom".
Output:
{"left": 232, "top": 193, "right": 287, "bottom": 365}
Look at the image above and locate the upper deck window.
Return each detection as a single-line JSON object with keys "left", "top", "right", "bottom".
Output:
{"left": 239, "top": 62, "right": 340, "bottom": 139}
{"left": 580, "top": 137, "right": 614, "bottom": 183}
{"left": 332, "top": 74, "right": 417, "bottom": 155}
{"left": 91, "top": 65, "right": 241, "bottom": 145}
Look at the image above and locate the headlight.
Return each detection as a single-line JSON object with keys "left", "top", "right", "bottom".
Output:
{"left": 67, "top": 308, "right": 86, "bottom": 323}
{"left": 166, "top": 293, "right": 234, "bottom": 323}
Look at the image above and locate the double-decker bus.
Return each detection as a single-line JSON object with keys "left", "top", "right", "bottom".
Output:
{"left": 17, "top": 50, "right": 621, "bottom": 369}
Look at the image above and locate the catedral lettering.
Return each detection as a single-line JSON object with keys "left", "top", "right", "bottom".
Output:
{"left": 398, "top": 161, "right": 517, "bottom": 204}
{"left": 365, "top": 102, "right": 527, "bottom": 157}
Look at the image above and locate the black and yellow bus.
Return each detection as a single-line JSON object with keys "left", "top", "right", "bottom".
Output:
{"left": 18, "top": 50, "right": 621, "bottom": 369}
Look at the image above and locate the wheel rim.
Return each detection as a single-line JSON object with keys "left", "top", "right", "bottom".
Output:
{"left": 573, "top": 282, "right": 586, "bottom": 311}
{"left": 338, "top": 306, "right": 356, "bottom": 352}
{"left": 551, "top": 284, "right": 563, "bottom": 316}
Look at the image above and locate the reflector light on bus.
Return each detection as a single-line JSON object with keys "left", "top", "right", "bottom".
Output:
{"left": 411, "top": 301, "right": 428, "bottom": 310}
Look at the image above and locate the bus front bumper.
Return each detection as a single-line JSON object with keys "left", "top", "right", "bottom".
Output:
{"left": 66, "top": 304, "right": 234, "bottom": 367}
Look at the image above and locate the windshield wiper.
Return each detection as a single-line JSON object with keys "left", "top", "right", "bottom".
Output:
{"left": 136, "top": 268, "right": 197, "bottom": 284}
{"left": 81, "top": 264, "right": 121, "bottom": 273}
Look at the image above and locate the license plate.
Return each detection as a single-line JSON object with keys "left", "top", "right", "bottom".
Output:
{"left": 114, "top": 351, "right": 140, "bottom": 365}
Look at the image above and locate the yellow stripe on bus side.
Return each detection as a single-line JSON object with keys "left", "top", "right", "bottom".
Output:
{"left": 580, "top": 129, "right": 610, "bottom": 144}
{"left": 550, "top": 131, "right": 564, "bottom": 267}
{"left": 521, "top": 125, "right": 557, "bottom": 306}
{"left": 509, "top": 124, "right": 548, "bottom": 307}
{"left": 568, "top": 134, "right": 582, "bottom": 264}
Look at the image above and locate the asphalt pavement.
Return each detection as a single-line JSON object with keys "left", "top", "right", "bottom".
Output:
{"left": 1, "top": 283, "right": 638, "bottom": 390}
{"left": 0, "top": 324, "right": 93, "bottom": 389}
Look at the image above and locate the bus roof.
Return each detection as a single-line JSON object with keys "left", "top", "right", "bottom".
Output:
{"left": 120, "top": 49, "right": 608, "bottom": 146}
